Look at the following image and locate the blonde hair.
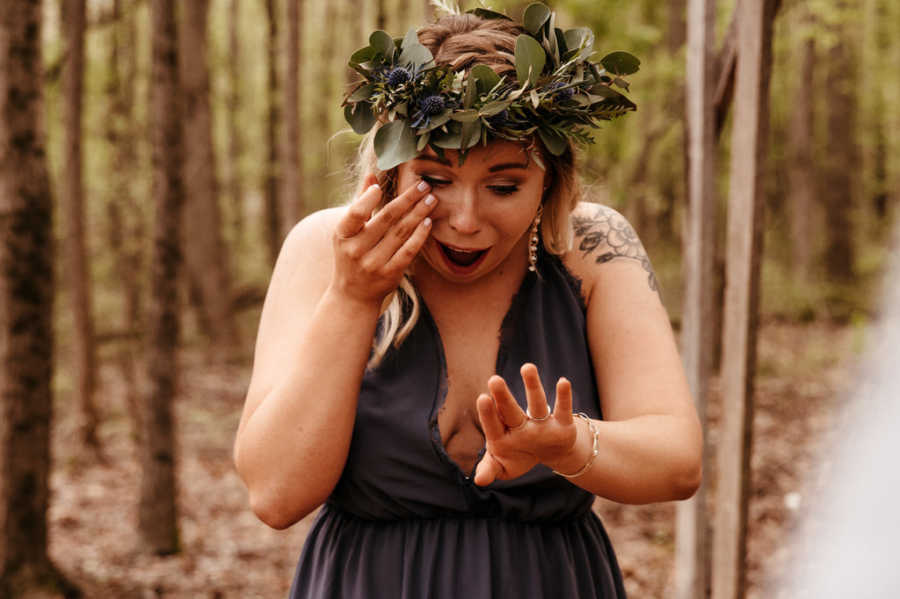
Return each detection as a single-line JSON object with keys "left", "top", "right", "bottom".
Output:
{"left": 353, "top": 14, "right": 583, "bottom": 368}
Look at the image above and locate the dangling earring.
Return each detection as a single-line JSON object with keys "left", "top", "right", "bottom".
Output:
{"left": 528, "top": 204, "right": 543, "bottom": 272}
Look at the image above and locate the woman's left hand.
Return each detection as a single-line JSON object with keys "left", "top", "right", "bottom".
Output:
{"left": 473, "top": 363, "right": 579, "bottom": 486}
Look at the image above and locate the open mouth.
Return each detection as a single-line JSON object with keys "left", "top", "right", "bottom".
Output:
{"left": 437, "top": 242, "right": 489, "bottom": 272}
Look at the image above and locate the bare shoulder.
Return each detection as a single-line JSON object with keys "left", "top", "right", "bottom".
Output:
{"left": 562, "top": 201, "right": 659, "bottom": 301}
{"left": 275, "top": 207, "right": 344, "bottom": 279}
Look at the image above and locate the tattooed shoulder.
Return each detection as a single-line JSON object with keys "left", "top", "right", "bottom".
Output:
{"left": 571, "top": 204, "right": 659, "bottom": 293}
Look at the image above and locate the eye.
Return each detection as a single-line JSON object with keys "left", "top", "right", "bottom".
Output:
{"left": 488, "top": 184, "right": 519, "bottom": 196}
{"left": 420, "top": 174, "right": 450, "bottom": 187}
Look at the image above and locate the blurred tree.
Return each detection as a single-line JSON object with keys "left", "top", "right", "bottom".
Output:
{"left": 713, "top": 0, "right": 782, "bottom": 597}
{"left": 180, "top": 0, "right": 240, "bottom": 355}
{"left": 227, "top": 0, "right": 246, "bottom": 246}
{"left": 104, "top": 0, "right": 145, "bottom": 443}
{"left": 0, "top": 1, "right": 81, "bottom": 596}
{"left": 314, "top": 1, "right": 339, "bottom": 192}
{"left": 377, "top": 0, "right": 387, "bottom": 30}
{"left": 264, "top": 0, "right": 282, "bottom": 265}
{"left": 282, "top": 0, "right": 304, "bottom": 234}
{"left": 62, "top": 0, "right": 101, "bottom": 455}
{"left": 787, "top": 6, "right": 816, "bottom": 282}
{"left": 822, "top": 1, "right": 858, "bottom": 284}
{"left": 139, "top": 0, "right": 183, "bottom": 556}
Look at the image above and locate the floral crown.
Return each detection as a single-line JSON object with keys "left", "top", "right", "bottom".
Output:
{"left": 342, "top": 2, "right": 639, "bottom": 171}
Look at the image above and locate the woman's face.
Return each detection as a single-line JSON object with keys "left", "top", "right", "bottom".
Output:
{"left": 396, "top": 140, "right": 547, "bottom": 284}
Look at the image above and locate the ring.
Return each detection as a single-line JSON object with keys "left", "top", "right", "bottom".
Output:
{"left": 508, "top": 417, "right": 529, "bottom": 431}
{"left": 526, "top": 409, "right": 550, "bottom": 422}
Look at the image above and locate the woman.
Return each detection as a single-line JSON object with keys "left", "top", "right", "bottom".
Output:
{"left": 234, "top": 6, "right": 702, "bottom": 598}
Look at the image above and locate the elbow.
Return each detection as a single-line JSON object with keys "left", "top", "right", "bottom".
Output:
{"left": 671, "top": 461, "right": 703, "bottom": 500}
{"left": 249, "top": 490, "right": 311, "bottom": 530}
{"left": 669, "top": 442, "right": 703, "bottom": 500}
{"left": 233, "top": 440, "right": 320, "bottom": 530}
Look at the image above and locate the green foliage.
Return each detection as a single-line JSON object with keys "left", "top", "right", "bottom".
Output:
{"left": 342, "top": 2, "right": 637, "bottom": 169}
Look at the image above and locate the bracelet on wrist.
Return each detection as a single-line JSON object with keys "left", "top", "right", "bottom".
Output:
{"left": 552, "top": 413, "right": 600, "bottom": 479}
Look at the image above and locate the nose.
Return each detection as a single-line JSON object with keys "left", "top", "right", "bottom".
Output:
{"left": 447, "top": 187, "right": 481, "bottom": 235}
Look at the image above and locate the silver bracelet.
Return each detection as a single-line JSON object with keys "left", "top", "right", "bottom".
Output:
{"left": 552, "top": 413, "right": 600, "bottom": 479}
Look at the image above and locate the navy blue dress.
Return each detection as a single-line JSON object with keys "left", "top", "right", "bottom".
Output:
{"left": 289, "top": 251, "right": 626, "bottom": 598}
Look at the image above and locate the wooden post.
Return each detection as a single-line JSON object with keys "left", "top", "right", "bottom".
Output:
{"left": 711, "top": 0, "right": 777, "bottom": 596}
{"left": 674, "top": 0, "right": 716, "bottom": 596}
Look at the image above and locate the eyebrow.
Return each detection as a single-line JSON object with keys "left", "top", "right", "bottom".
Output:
{"left": 414, "top": 155, "right": 529, "bottom": 172}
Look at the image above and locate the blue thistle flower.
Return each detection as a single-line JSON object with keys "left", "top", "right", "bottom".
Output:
{"left": 549, "top": 81, "right": 574, "bottom": 100}
{"left": 386, "top": 67, "right": 412, "bottom": 88}
{"left": 419, "top": 94, "right": 446, "bottom": 116}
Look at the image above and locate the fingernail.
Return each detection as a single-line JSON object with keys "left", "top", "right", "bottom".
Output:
{"left": 369, "top": 183, "right": 380, "bottom": 192}
{"left": 424, "top": 194, "right": 436, "bottom": 206}
{"left": 417, "top": 180, "right": 430, "bottom": 192}
{"left": 423, "top": 217, "right": 432, "bottom": 227}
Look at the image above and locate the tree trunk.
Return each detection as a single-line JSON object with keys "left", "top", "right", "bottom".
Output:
{"left": 179, "top": 0, "right": 240, "bottom": 355}
{"left": 712, "top": 1, "right": 779, "bottom": 597}
{"left": 0, "top": 1, "right": 81, "bottom": 595}
{"left": 105, "top": 0, "right": 144, "bottom": 444}
{"left": 317, "top": 1, "right": 338, "bottom": 154}
{"left": 264, "top": 0, "right": 282, "bottom": 265}
{"left": 281, "top": 0, "right": 304, "bottom": 237}
{"left": 227, "top": 0, "right": 245, "bottom": 246}
{"left": 674, "top": 1, "right": 715, "bottom": 596}
{"left": 62, "top": 0, "right": 101, "bottom": 456}
{"left": 139, "top": 0, "right": 182, "bottom": 556}
{"left": 788, "top": 24, "right": 816, "bottom": 282}
{"left": 667, "top": 0, "right": 686, "bottom": 52}
{"left": 376, "top": 0, "right": 387, "bottom": 31}
{"left": 822, "top": 13, "right": 858, "bottom": 284}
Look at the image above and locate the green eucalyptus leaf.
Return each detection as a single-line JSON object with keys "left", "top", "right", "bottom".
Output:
{"left": 469, "top": 64, "right": 500, "bottom": 95}
{"left": 523, "top": 3, "right": 551, "bottom": 36}
{"left": 349, "top": 45, "right": 377, "bottom": 65}
{"left": 416, "top": 131, "right": 431, "bottom": 151}
{"left": 479, "top": 100, "right": 512, "bottom": 116}
{"left": 450, "top": 109, "right": 479, "bottom": 123}
{"left": 600, "top": 51, "right": 640, "bottom": 75}
{"left": 459, "top": 120, "right": 481, "bottom": 150}
{"left": 422, "top": 110, "right": 452, "bottom": 132}
{"left": 545, "top": 12, "right": 558, "bottom": 66}
{"left": 466, "top": 7, "right": 512, "bottom": 20}
{"left": 564, "top": 28, "right": 590, "bottom": 54}
{"left": 344, "top": 103, "right": 376, "bottom": 134}
{"left": 347, "top": 83, "right": 375, "bottom": 102}
{"left": 402, "top": 28, "right": 418, "bottom": 49}
{"left": 611, "top": 76, "right": 630, "bottom": 91}
{"left": 369, "top": 30, "right": 395, "bottom": 59}
{"left": 399, "top": 29, "right": 433, "bottom": 67}
{"left": 515, "top": 35, "right": 546, "bottom": 85}
{"left": 464, "top": 75, "right": 477, "bottom": 109}
{"left": 374, "top": 120, "right": 418, "bottom": 170}
{"left": 400, "top": 43, "right": 433, "bottom": 68}
{"left": 537, "top": 126, "right": 567, "bottom": 156}
{"left": 431, "top": 123, "right": 463, "bottom": 150}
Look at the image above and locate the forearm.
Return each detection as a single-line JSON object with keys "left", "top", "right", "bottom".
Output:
{"left": 546, "top": 414, "right": 703, "bottom": 504}
{"left": 234, "top": 287, "right": 380, "bottom": 527}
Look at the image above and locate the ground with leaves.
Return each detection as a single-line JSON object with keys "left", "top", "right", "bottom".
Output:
{"left": 48, "top": 321, "right": 859, "bottom": 598}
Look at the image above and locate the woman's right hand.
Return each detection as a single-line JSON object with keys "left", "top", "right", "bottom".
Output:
{"left": 331, "top": 173, "right": 437, "bottom": 305}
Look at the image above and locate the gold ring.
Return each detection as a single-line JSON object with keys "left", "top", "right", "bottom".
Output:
{"left": 527, "top": 409, "right": 550, "bottom": 422}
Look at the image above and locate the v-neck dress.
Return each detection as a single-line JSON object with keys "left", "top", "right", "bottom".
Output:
{"left": 288, "top": 250, "right": 626, "bottom": 598}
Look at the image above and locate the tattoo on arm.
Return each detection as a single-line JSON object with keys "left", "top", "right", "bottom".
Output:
{"left": 572, "top": 205, "right": 659, "bottom": 293}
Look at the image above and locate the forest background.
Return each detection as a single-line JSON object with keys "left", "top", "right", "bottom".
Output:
{"left": 1, "top": 0, "right": 898, "bottom": 597}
